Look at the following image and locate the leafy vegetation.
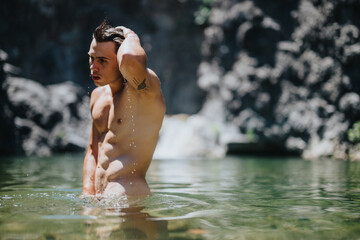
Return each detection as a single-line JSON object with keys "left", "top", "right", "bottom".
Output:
{"left": 246, "top": 129, "right": 257, "bottom": 143}
{"left": 194, "top": 0, "right": 214, "bottom": 26}
{"left": 348, "top": 121, "right": 360, "bottom": 144}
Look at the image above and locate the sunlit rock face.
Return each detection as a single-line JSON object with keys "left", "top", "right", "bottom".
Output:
{"left": 0, "top": 56, "right": 91, "bottom": 156}
{"left": 197, "top": 0, "right": 360, "bottom": 159}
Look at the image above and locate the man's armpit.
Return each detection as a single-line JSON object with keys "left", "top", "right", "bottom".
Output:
{"left": 132, "top": 77, "right": 148, "bottom": 90}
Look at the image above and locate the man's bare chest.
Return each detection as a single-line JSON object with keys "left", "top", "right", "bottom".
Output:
{"left": 92, "top": 91, "right": 139, "bottom": 136}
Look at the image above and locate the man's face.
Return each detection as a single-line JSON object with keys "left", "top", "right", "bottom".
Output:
{"left": 88, "top": 39, "right": 122, "bottom": 86}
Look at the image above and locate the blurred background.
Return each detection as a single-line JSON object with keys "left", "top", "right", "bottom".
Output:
{"left": 1, "top": 0, "right": 360, "bottom": 160}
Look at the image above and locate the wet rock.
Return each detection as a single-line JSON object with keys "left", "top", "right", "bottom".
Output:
{"left": 236, "top": 109, "right": 266, "bottom": 134}
{"left": 339, "top": 93, "right": 360, "bottom": 119}
{"left": 302, "top": 136, "right": 336, "bottom": 159}
{"left": 14, "top": 117, "right": 51, "bottom": 157}
{"left": 1, "top": 57, "right": 90, "bottom": 156}
{"left": 197, "top": 0, "right": 360, "bottom": 159}
{"left": 285, "top": 137, "right": 306, "bottom": 154}
{"left": 47, "top": 82, "right": 91, "bottom": 153}
{"left": 197, "top": 61, "right": 223, "bottom": 91}
{"left": 5, "top": 76, "right": 59, "bottom": 130}
{"left": 322, "top": 113, "right": 349, "bottom": 141}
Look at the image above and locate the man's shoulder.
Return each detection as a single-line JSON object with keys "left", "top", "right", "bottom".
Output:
{"left": 147, "top": 68, "right": 158, "bottom": 79}
{"left": 90, "top": 86, "right": 109, "bottom": 107}
{"left": 91, "top": 86, "right": 109, "bottom": 98}
{"left": 147, "top": 68, "right": 159, "bottom": 83}
{"left": 145, "top": 68, "right": 162, "bottom": 95}
{"left": 145, "top": 69, "right": 166, "bottom": 111}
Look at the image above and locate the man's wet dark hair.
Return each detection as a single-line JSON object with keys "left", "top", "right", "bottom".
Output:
{"left": 93, "top": 20, "right": 125, "bottom": 53}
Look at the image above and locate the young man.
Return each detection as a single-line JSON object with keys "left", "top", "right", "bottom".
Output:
{"left": 83, "top": 22, "right": 166, "bottom": 197}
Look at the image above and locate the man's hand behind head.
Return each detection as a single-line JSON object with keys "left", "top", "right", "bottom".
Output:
{"left": 93, "top": 21, "right": 125, "bottom": 53}
{"left": 106, "top": 27, "right": 125, "bottom": 45}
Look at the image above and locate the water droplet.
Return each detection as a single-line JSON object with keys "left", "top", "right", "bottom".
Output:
{"left": 130, "top": 182, "right": 133, "bottom": 185}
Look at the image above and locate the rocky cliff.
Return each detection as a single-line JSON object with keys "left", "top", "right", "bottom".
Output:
{"left": 0, "top": 51, "right": 90, "bottom": 156}
{"left": 196, "top": 0, "right": 360, "bottom": 159}
{"left": 1, "top": 0, "right": 360, "bottom": 159}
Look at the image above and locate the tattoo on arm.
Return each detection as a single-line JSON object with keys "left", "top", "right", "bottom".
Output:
{"left": 133, "top": 77, "right": 147, "bottom": 90}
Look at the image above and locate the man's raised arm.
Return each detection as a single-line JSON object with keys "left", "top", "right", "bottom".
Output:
{"left": 116, "top": 26, "right": 152, "bottom": 91}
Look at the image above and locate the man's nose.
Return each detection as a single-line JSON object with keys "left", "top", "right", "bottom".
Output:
{"left": 90, "top": 62, "right": 98, "bottom": 71}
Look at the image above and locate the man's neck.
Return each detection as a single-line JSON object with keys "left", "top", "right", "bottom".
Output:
{"left": 108, "top": 77, "right": 125, "bottom": 96}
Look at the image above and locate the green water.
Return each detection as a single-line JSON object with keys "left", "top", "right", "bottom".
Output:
{"left": 0, "top": 155, "right": 360, "bottom": 240}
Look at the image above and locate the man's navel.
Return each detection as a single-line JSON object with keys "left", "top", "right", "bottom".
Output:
{"left": 117, "top": 118, "right": 122, "bottom": 124}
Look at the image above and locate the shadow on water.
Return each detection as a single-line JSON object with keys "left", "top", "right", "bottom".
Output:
{"left": 79, "top": 196, "right": 169, "bottom": 239}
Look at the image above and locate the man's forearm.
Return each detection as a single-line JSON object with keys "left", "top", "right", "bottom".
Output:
{"left": 83, "top": 148, "right": 97, "bottom": 195}
{"left": 117, "top": 35, "right": 146, "bottom": 69}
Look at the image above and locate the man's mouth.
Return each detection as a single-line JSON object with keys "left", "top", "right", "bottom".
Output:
{"left": 92, "top": 75, "right": 101, "bottom": 81}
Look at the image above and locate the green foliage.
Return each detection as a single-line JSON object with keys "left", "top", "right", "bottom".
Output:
{"left": 348, "top": 121, "right": 360, "bottom": 143}
{"left": 56, "top": 130, "right": 65, "bottom": 140}
{"left": 194, "top": 0, "right": 214, "bottom": 26}
{"left": 246, "top": 129, "right": 257, "bottom": 143}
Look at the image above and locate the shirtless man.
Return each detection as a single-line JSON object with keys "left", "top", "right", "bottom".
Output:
{"left": 83, "top": 21, "right": 166, "bottom": 197}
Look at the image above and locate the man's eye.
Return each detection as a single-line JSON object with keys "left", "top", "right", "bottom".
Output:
{"left": 99, "top": 59, "right": 106, "bottom": 64}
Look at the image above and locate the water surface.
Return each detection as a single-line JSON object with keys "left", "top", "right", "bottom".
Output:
{"left": 0, "top": 155, "right": 360, "bottom": 239}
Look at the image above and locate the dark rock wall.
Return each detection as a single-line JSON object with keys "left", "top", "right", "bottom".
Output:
{"left": 0, "top": 0, "right": 205, "bottom": 114}
{"left": 198, "top": 0, "right": 360, "bottom": 158}
{"left": 0, "top": 51, "right": 17, "bottom": 155}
